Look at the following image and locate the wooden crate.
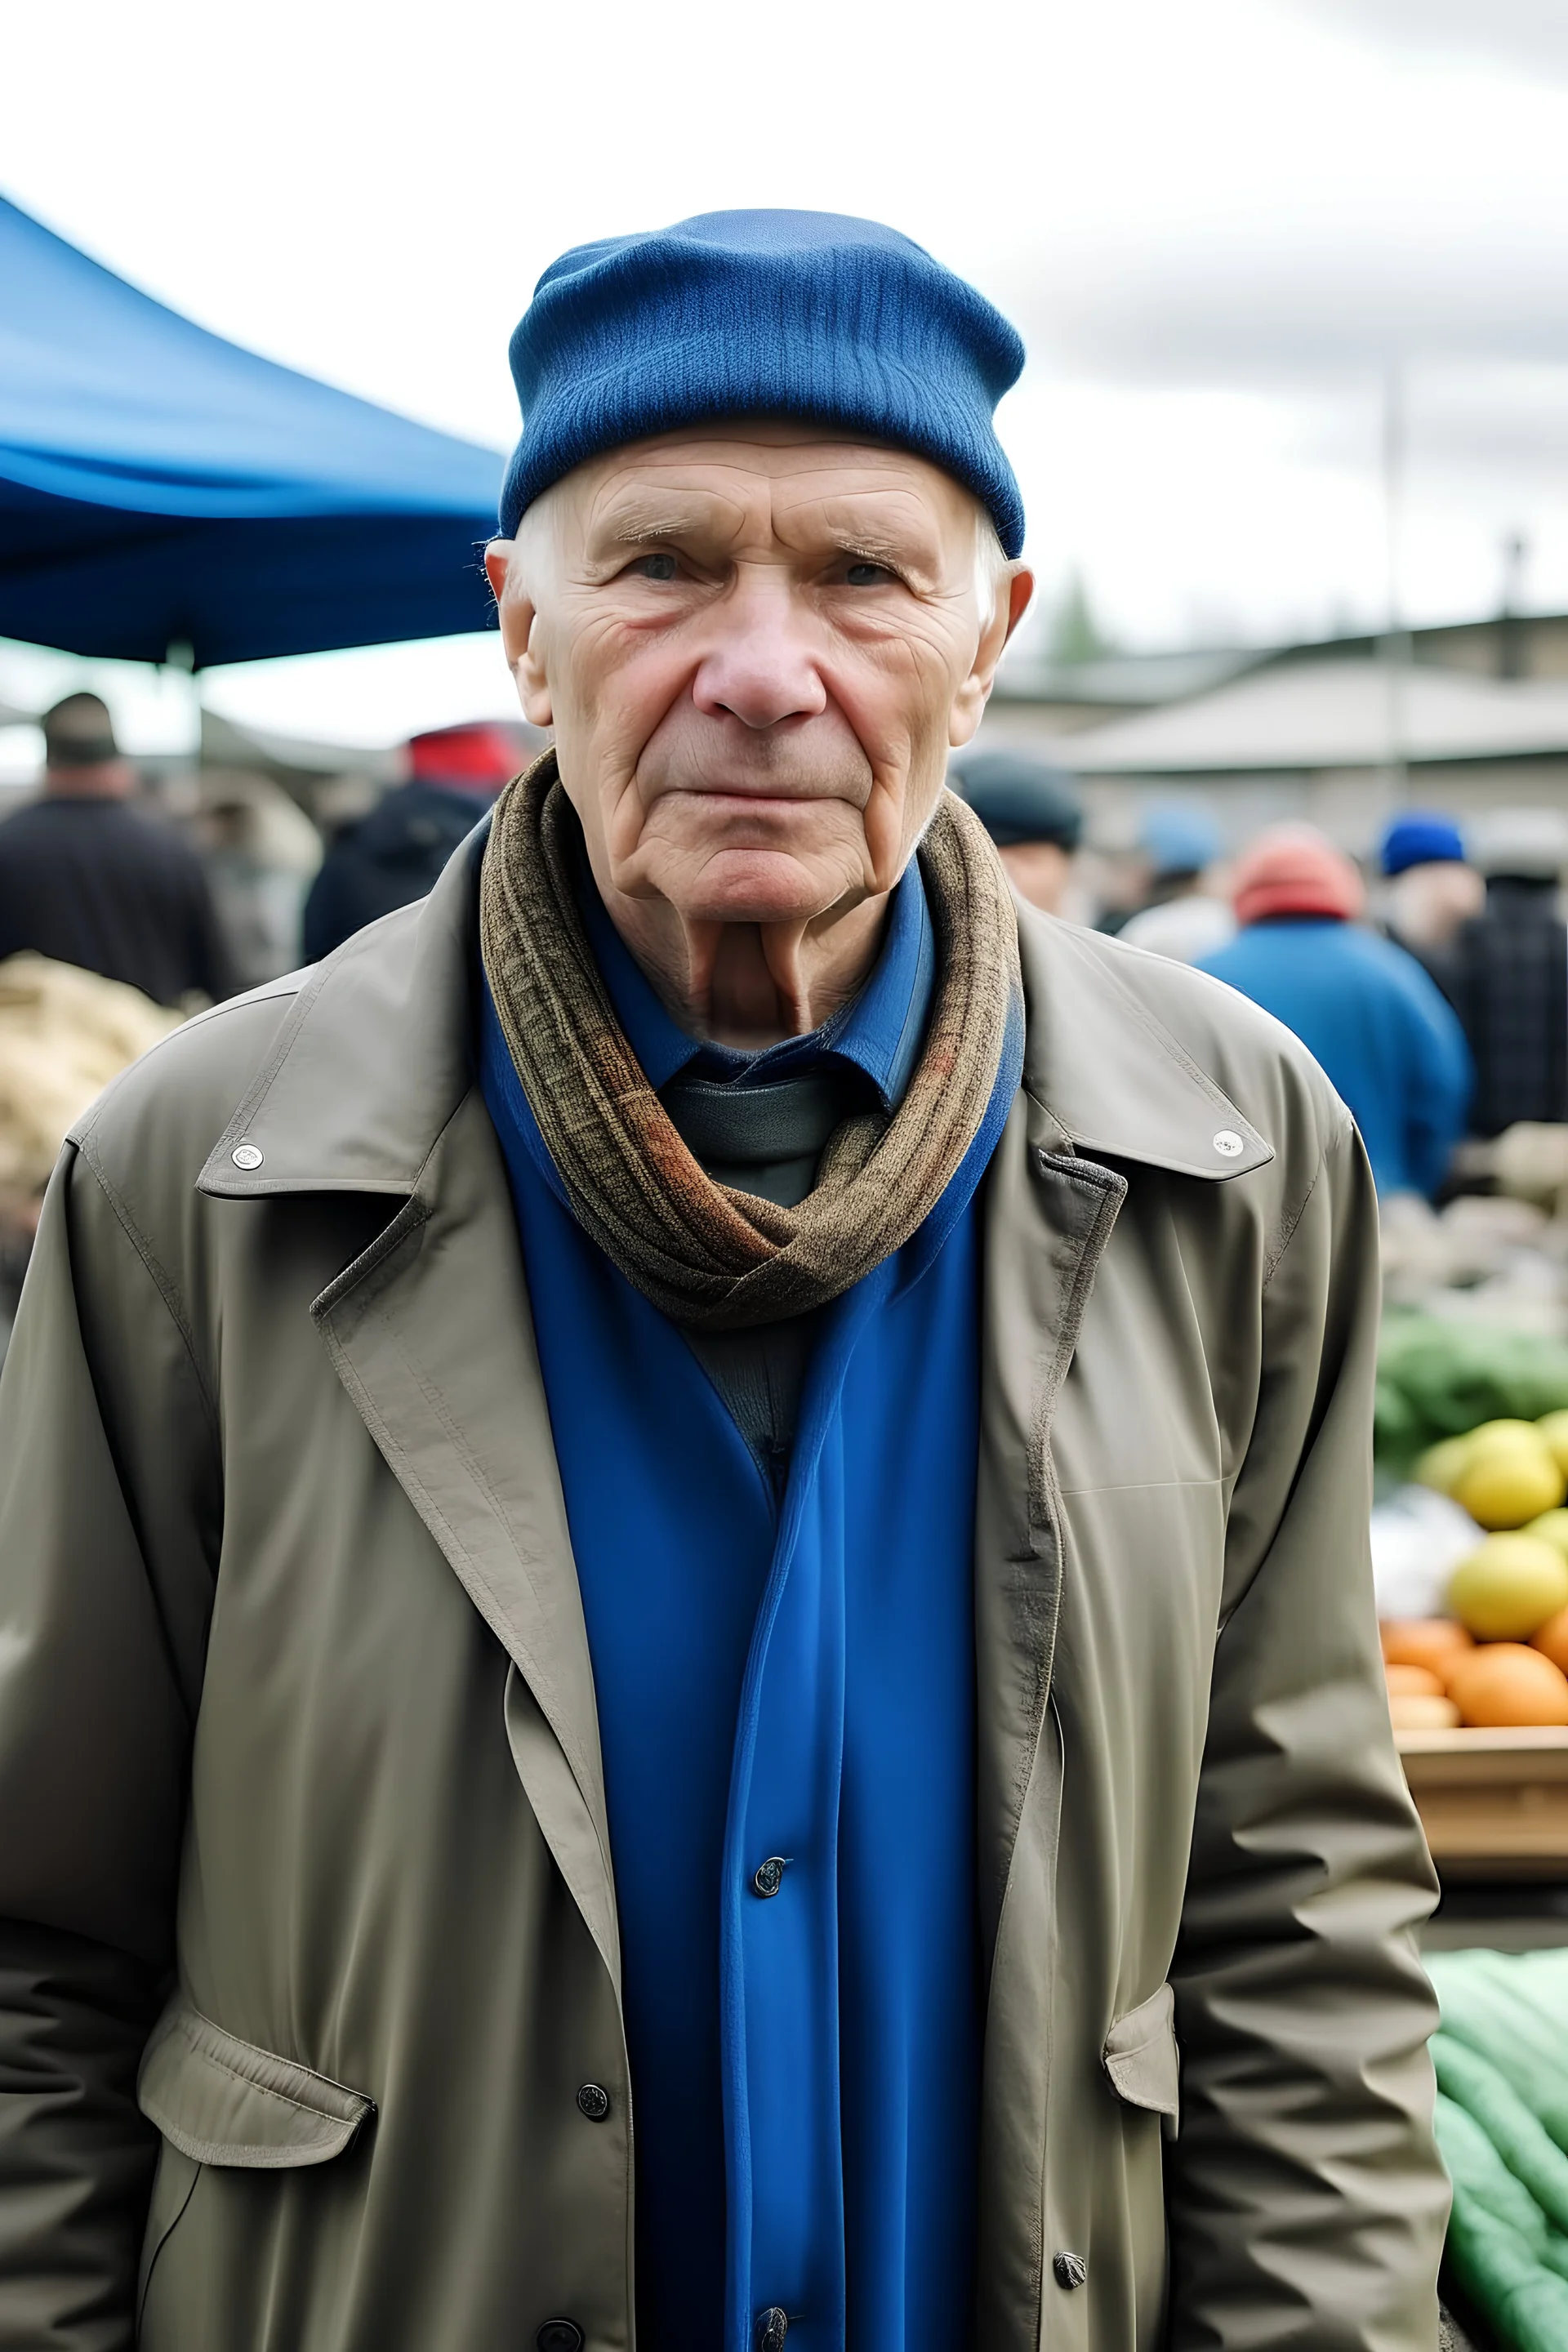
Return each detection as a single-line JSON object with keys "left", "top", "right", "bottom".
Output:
{"left": 1398, "top": 1728, "right": 1568, "bottom": 1875}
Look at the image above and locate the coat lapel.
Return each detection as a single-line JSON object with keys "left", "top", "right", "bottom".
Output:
{"left": 309, "top": 1094, "right": 620, "bottom": 1992}
{"left": 975, "top": 899, "right": 1276, "bottom": 1956}
{"left": 974, "top": 1097, "right": 1125, "bottom": 1965}
{"left": 196, "top": 844, "right": 620, "bottom": 1996}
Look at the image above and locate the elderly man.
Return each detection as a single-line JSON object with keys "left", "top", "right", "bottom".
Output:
{"left": 0, "top": 212, "right": 1446, "bottom": 2352}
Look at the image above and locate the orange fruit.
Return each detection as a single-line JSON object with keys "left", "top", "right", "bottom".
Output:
{"left": 1447, "top": 1643, "right": 1568, "bottom": 1728}
{"left": 1381, "top": 1620, "right": 1474, "bottom": 1679}
{"left": 1533, "top": 1606, "right": 1568, "bottom": 1677}
{"left": 1385, "top": 1663, "right": 1446, "bottom": 1699}
{"left": 1389, "top": 1694, "right": 1462, "bottom": 1731}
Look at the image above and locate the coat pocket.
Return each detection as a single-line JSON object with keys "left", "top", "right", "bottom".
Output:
{"left": 136, "top": 1996, "right": 375, "bottom": 2168}
{"left": 1102, "top": 1982, "right": 1180, "bottom": 2132}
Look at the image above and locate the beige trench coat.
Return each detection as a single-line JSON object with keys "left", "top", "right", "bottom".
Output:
{"left": 0, "top": 822, "right": 1448, "bottom": 2350}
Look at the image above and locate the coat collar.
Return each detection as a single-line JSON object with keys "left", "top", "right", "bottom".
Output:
{"left": 1014, "top": 900, "right": 1273, "bottom": 1181}
{"left": 198, "top": 822, "right": 1272, "bottom": 1202}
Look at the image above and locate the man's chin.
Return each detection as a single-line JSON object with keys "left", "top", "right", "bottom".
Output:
{"left": 657, "top": 845, "right": 861, "bottom": 929}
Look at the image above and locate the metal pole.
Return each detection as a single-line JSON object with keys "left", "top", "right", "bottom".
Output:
{"left": 1381, "top": 359, "right": 1410, "bottom": 809}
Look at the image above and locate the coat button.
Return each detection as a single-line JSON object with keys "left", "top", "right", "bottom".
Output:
{"left": 536, "top": 2324, "right": 584, "bottom": 2352}
{"left": 575, "top": 2082, "right": 610, "bottom": 2123}
{"left": 1211, "top": 1129, "right": 1245, "bottom": 1159}
{"left": 756, "top": 2309, "right": 789, "bottom": 2350}
{"left": 751, "top": 1856, "right": 787, "bottom": 1899}
{"left": 230, "top": 1143, "right": 264, "bottom": 1170}
{"left": 1053, "top": 2250, "right": 1088, "bottom": 2290}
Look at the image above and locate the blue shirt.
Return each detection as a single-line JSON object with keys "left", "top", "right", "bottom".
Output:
{"left": 481, "top": 857, "right": 1018, "bottom": 2351}
{"left": 577, "top": 851, "right": 937, "bottom": 1110}
{"left": 1198, "top": 916, "right": 1473, "bottom": 1196}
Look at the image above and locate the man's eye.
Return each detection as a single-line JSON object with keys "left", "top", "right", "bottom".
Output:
{"left": 628, "top": 551, "right": 679, "bottom": 581}
{"left": 844, "top": 560, "right": 895, "bottom": 587}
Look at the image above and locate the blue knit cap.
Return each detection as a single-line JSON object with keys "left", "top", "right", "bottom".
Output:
{"left": 499, "top": 209, "right": 1027, "bottom": 556}
{"left": 1380, "top": 812, "right": 1466, "bottom": 877}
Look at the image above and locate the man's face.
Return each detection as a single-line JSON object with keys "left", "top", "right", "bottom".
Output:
{"left": 485, "top": 426, "right": 1031, "bottom": 930}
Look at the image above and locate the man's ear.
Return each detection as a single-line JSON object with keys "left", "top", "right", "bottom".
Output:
{"left": 949, "top": 565, "right": 1034, "bottom": 749}
{"left": 484, "top": 540, "right": 552, "bottom": 728}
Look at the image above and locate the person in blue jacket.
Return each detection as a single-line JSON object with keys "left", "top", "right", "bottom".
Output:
{"left": 1198, "top": 824, "right": 1472, "bottom": 1196}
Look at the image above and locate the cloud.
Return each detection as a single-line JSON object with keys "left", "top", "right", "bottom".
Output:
{"left": 1287, "top": 0, "right": 1568, "bottom": 83}
{"left": 1009, "top": 235, "right": 1568, "bottom": 390}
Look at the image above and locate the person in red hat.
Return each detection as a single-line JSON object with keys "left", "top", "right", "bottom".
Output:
{"left": 1198, "top": 825, "right": 1472, "bottom": 1196}
{"left": 301, "top": 722, "right": 533, "bottom": 960}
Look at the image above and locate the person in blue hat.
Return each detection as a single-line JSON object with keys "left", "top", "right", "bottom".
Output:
{"left": 0, "top": 211, "right": 1446, "bottom": 2352}
{"left": 1377, "top": 810, "right": 1482, "bottom": 987}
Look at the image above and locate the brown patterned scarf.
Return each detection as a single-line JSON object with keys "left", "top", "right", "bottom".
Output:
{"left": 479, "top": 751, "right": 1021, "bottom": 1331}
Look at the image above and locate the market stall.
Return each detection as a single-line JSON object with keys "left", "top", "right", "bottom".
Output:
{"left": 0, "top": 195, "right": 504, "bottom": 666}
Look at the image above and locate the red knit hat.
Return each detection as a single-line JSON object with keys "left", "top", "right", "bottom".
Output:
{"left": 1231, "top": 826, "right": 1365, "bottom": 927}
{"left": 407, "top": 722, "right": 529, "bottom": 796}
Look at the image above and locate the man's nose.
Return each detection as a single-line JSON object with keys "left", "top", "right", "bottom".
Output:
{"left": 690, "top": 576, "right": 828, "bottom": 731}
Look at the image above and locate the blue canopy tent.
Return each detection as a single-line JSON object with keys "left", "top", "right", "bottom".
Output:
{"left": 0, "top": 197, "right": 506, "bottom": 666}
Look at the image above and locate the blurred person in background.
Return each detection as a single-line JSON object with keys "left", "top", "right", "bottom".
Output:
{"left": 302, "top": 720, "right": 528, "bottom": 959}
{"left": 1376, "top": 813, "right": 1483, "bottom": 988}
{"left": 194, "top": 773, "right": 325, "bottom": 991}
{"left": 1104, "top": 800, "right": 1222, "bottom": 936}
{"left": 1199, "top": 825, "right": 1471, "bottom": 1197}
{"left": 1442, "top": 808, "right": 1568, "bottom": 1138}
{"left": 950, "top": 747, "right": 1082, "bottom": 912}
{"left": 1113, "top": 805, "right": 1236, "bottom": 960}
{"left": 0, "top": 694, "right": 235, "bottom": 1007}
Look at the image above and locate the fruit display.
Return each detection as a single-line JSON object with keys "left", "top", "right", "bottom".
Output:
{"left": 1379, "top": 1407, "right": 1568, "bottom": 1734}
{"left": 1376, "top": 1316, "right": 1568, "bottom": 1481}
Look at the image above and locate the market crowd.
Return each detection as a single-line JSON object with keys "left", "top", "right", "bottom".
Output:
{"left": 0, "top": 687, "right": 1561, "bottom": 1361}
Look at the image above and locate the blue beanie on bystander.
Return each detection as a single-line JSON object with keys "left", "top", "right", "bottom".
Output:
{"left": 1379, "top": 813, "right": 1467, "bottom": 877}
{"left": 498, "top": 210, "right": 1027, "bottom": 555}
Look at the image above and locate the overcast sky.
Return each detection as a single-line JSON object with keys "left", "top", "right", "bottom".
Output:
{"left": 5, "top": 0, "right": 1568, "bottom": 742}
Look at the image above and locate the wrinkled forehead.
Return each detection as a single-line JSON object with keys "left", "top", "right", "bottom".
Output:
{"left": 541, "top": 424, "right": 985, "bottom": 560}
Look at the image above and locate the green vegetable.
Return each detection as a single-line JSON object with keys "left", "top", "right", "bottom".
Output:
{"left": 1377, "top": 1316, "right": 1568, "bottom": 1475}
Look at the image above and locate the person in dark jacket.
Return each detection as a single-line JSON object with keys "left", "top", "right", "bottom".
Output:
{"left": 301, "top": 722, "right": 528, "bottom": 960}
{"left": 1441, "top": 810, "right": 1568, "bottom": 1138}
{"left": 951, "top": 749, "right": 1082, "bottom": 912}
{"left": 1199, "top": 825, "right": 1472, "bottom": 1196}
{"left": 0, "top": 695, "right": 235, "bottom": 1008}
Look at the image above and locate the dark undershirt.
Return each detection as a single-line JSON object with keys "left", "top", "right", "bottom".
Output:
{"left": 664, "top": 1068, "right": 851, "bottom": 1488}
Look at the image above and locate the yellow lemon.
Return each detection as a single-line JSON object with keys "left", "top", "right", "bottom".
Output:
{"left": 1413, "top": 1434, "right": 1477, "bottom": 1494}
{"left": 1451, "top": 1439, "right": 1566, "bottom": 1531}
{"left": 1449, "top": 1534, "right": 1568, "bottom": 1640}
{"left": 1537, "top": 1410, "right": 1568, "bottom": 1478}
{"left": 1525, "top": 1508, "right": 1568, "bottom": 1562}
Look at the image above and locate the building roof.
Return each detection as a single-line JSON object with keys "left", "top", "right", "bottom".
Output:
{"left": 1063, "top": 657, "right": 1568, "bottom": 777}
{"left": 992, "top": 645, "right": 1258, "bottom": 709}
